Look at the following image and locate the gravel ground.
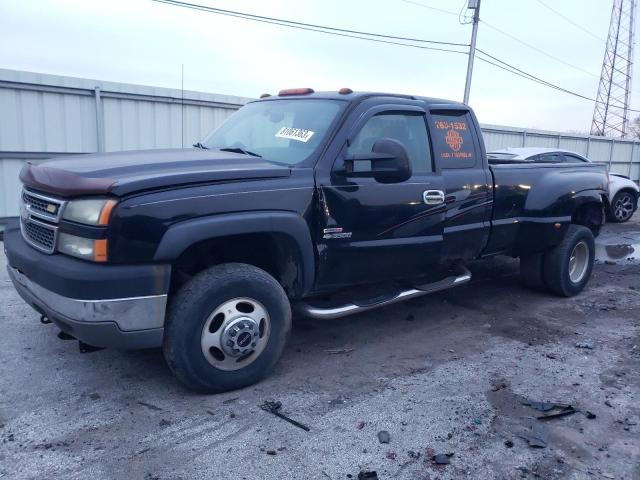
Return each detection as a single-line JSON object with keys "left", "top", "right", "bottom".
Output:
{"left": 0, "top": 219, "right": 639, "bottom": 480}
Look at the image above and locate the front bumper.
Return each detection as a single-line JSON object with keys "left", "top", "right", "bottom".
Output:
{"left": 4, "top": 219, "right": 169, "bottom": 349}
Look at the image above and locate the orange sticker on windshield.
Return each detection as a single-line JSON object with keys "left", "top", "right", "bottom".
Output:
{"left": 445, "top": 130, "right": 463, "bottom": 151}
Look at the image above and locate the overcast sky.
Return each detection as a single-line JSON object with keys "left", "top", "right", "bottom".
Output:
{"left": 0, "top": 0, "right": 636, "bottom": 132}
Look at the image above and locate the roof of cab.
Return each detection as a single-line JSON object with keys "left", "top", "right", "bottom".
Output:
{"left": 255, "top": 90, "right": 467, "bottom": 107}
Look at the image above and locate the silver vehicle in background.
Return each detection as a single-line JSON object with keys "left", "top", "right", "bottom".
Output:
{"left": 489, "top": 147, "right": 639, "bottom": 223}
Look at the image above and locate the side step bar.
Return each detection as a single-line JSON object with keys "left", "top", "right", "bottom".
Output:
{"left": 295, "top": 266, "right": 472, "bottom": 320}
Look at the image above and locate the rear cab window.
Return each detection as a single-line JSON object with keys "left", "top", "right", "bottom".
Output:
{"left": 428, "top": 111, "right": 478, "bottom": 169}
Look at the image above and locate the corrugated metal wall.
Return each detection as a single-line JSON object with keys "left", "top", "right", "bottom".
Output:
{"left": 0, "top": 68, "right": 251, "bottom": 220}
{"left": 2, "top": 68, "right": 640, "bottom": 223}
{"left": 482, "top": 124, "right": 640, "bottom": 179}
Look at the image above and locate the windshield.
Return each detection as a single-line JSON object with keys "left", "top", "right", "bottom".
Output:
{"left": 202, "top": 99, "right": 344, "bottom": 166}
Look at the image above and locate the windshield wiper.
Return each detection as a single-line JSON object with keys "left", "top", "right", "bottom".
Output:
{"left": 219, "top": 147, "right": 262, "bottom": 158}
{"left": 193, "top": 142, "right": 208, "bottom": 149}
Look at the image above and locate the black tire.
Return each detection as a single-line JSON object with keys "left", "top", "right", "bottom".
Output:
{"left": 520, "top": 252, "right": 547, "bottom": 291}
{"left": 543, "top": 225, "right": 595, "bottom": 297}
{"left": 163, "top": 263, "right": 291, "bottom": 393}
{"left": 608, "top": 190, "right": 637, "bottom": 223}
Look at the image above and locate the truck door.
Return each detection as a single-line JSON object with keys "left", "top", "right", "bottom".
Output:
{"left": 427, "top": 106, "right": 492, "bottom": 261}
{"left": 315, "top": 102, "right": 446, "bottom": 289}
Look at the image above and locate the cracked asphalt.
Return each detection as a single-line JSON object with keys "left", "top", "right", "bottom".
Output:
{"left": 1, "top": 219, "right": 639, "bottom": 480}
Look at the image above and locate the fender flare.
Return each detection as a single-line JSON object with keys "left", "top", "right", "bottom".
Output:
{"left": 154, "top": 211, "right": 315, "bottom": 295}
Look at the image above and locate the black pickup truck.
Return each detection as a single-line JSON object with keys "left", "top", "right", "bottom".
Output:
{"left": 4, "top": 88, "right": 609, "bottom": 392}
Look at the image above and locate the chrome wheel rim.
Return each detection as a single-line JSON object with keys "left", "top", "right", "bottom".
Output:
{"left": 200, "top": 297, "right": 271, "bottom": 371}
{"left": 614, "top": 194, "right": 634, "bottom": 221}
{"left": 568, "top": 241, "right": 589, "bottom": 283}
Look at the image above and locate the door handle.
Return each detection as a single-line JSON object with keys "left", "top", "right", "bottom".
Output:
{"left": 423, "top": 190, "right": 445, "bottom": 205}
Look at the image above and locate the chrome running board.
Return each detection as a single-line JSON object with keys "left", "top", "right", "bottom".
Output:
{"left": 295, "top": 266, "right": 471, "bottom": 320}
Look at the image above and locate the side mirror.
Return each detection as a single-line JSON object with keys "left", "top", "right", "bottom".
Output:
{"left": 343, "top": 138, "right": 412, "bottom": 184}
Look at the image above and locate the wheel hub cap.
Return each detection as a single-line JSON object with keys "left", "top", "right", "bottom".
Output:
{"left": 614, "top": 194, "right": 634, "bottom": 221}
{"left": 200, "top": 297, "right": 271, "bottom": 371}
{"left": 568, "top": 241, "right": 589, "bottom": 283}
{"left": 221, "top": 317, "right": 260, "bottom": 357}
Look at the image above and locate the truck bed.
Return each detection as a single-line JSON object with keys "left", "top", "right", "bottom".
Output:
{"left": 483, "top": 162, "right": 608, "bottom": 256}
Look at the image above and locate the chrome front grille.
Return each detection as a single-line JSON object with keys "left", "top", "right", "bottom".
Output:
{"left": 20, "top": 189, "right": 66, "bottom": 254}
{"left": 21, "top": 217, "right": 57, "bottom": 253}
{"left": 22, "top": 190, "right": 63, "bottom": 222}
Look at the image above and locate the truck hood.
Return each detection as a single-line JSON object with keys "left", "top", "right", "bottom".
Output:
{"left": 20, "top": 148, "right": 291, "bottom": 197}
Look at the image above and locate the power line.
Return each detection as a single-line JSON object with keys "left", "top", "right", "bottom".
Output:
{"left": 533, "top": 0, "right": 606, "bottom": 42}
{"left": 477, "top": 48, "right": 598, "bottom": 101}
{"left": 481, "top": 20, "right": 600, "bottom": 79}
{"left": 154, "top": 0, "right": 467, "bottom": 48}
{"left": 399, "top": 0, "right": 458, "bottom": 17}
{"left": 155, "top": 0, "right": 640, "bottom": 112}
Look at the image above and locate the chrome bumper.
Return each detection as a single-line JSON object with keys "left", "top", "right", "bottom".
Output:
{"left": 7, "top": 265, "right": 167, "bottom": 332}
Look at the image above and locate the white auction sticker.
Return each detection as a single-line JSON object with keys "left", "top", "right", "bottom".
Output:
{"left": 275, "top": 127, "right": 315, "bottom": 143}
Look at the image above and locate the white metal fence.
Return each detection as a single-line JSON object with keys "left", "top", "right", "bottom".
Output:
{"left": 1, "top": 68, "right": 639, "bottom": 224}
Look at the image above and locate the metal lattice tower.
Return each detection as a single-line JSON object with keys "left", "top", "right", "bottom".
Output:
{"left": 591, "top": 0, "right": 636, "bottom": 137}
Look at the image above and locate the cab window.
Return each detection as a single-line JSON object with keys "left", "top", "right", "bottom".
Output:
{"left": 347, "top": 112, "right": 432, "bottom": 173}
{"left": 429, "top": 112, "right": 477, "bottom": 169}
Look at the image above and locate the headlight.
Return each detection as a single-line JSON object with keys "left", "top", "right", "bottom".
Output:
{"left": 58, "top": 233, "right": 108, "bottom": 262}
{"left": 63, "top": 199, "right": 117, "bottom": 226}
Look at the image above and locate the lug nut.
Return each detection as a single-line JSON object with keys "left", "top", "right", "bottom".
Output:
{"left": 251, "top": 342, "right": 256, "bottom": 348}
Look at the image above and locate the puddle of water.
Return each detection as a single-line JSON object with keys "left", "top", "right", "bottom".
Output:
{"left": 595, "top": 231, "right": 640, "bottom": 263}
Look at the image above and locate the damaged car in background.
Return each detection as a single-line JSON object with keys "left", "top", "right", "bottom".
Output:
{"left": 489, "top": 147, "right": 638, "bottom": 222}
{"left": 4, "top": 88, "right": 609, "bottom": 392}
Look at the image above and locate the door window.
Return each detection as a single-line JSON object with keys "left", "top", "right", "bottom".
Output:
{"left": 429, "top": 112, "right": 477, "bottom": 169}
{"left": 347, "top": 113, "right": 432, "bottom": 173}
{"left": 535, "top": 153, "right": 561, "bottom": 163}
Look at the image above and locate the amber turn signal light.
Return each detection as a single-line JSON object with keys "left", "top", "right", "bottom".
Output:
{"left": 278, "top": 88, "right": 314, "bottom": 96}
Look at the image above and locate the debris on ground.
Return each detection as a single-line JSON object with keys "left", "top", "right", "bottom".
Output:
{"left": 137, "top": 401, "right": 163, "bottom": 412}
{"left": 222, "top": 397, "right": 239, "bottom": 404}
{"left": 518, "top": 421, "right": 549, "bottom": 448}
{"left": 357, "top": 471, "right": 379, "bottom": 480}
{"left": 325, "top": 347, "right": 355, "bottom": 355}
{"left": 504, "top": 440, "right": 514, "bottom": 448}
{"left": 575, "top": 342, "right": 595, "bottom": 349}
{"left": 491, "top": 382, "right": 507, "bottom": 392}
{"left": 357, "top": 421, "right": 366, "bottom": 430}
{"left": 377, "top": 430, "right": 391, "bottom": 443}
{"left": 520, "top": 397, "right": 595, "bottom": 421}
{"left": 432, "top": 452, "right": 454, "bottom": 465}
{"left": 266, "top": 450, "right": 276, "bottom": 455}
{"left": 158, "top": 419, "right": 171, "bottom": 427}
{"left": 537, "top": 405, "right": 578, "bottom": 420}
{"left": 385, "top": 451, "right": 397, "bottom": 460}
{"left": 259, "top": 401, "right": 310, "bottom": 432}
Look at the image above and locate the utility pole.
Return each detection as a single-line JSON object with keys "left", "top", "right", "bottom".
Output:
{"left": 463, "top": 0, "right": 481, "bottom": 104}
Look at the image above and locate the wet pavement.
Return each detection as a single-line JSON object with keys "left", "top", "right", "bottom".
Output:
{"left": 1, "top": 218, "right": 639, "bottom": 480}
{"left": 595, "top": 229, "right": 640, "bottom": 264}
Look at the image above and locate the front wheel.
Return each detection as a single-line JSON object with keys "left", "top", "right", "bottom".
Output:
{"left": 608, "top": 191, "right": 637, "bottom": 223}
{"left": 163, "top": 263, "right": 291, "bottom": 393}
{"left": 543, "top": 225, "right": 595, "bottom": 297}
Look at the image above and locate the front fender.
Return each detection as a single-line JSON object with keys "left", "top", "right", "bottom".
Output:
{"left": 153, "top": 211, "right": 316, "bottom": 295}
